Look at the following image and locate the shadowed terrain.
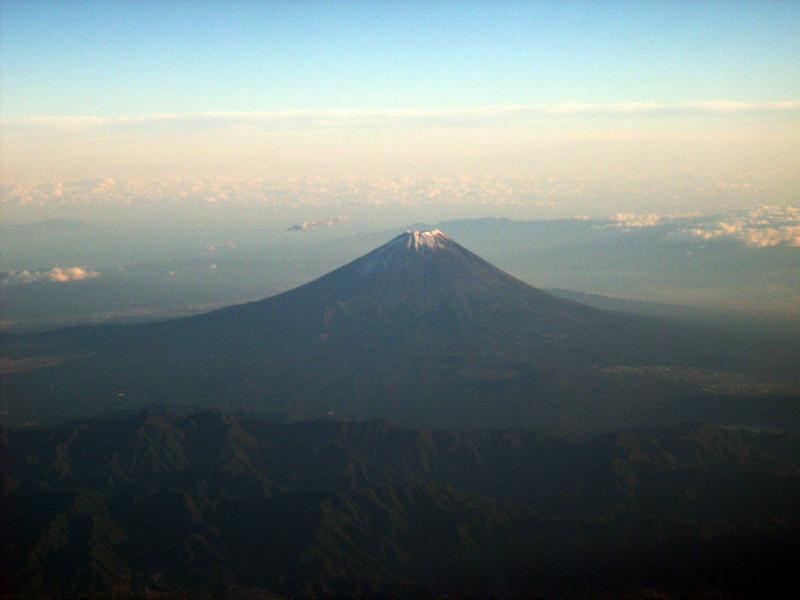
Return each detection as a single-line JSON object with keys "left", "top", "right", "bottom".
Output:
{"left": 2, "top": 230, "right": 798, "bottom": 431}
{"left": 3, "top": 409, "right": 799, "bottom": 598}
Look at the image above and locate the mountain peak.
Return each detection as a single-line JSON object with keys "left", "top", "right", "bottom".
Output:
{"left": 404, "top": 229, "right": 450, "bottom": 250}
{"left": 350, "top": 229, "right": 455, "bottom": 277}
{"left": 386, "top": 229, "right": 453, "bottom": 252}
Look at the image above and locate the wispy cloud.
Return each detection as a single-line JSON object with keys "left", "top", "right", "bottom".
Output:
{"left": 4, "top": 101, "right": 799, "bottom": 134}
{"left": 287, "top": 216, "right": 350, "bottom": 232}
{"left": 206, "top": 241, "right": 237, "bottom": 252}
{"left": 1, "top": 267, "right": 101, "bottom": 286}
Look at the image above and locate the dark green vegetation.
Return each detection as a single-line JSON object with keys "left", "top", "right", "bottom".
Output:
{"left": 2, "top": 230, "right": 799, "bottom": 431}
{"left": 3, "top": 409, "right": 799, "bottom": 598}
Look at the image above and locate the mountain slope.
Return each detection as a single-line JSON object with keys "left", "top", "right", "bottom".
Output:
{"left": 171, "top": 229, "right": 611, "bottom": 345}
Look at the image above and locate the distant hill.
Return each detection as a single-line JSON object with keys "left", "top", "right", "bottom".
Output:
{"left": 2, "top": 230, "right": 799, "bottom": 429}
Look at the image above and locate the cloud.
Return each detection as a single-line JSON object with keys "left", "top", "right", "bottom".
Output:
{"left": 206, "top": 241, "right": 237, "bottom": 252}
{"left": 287, "top": 216, "right": 350, "bottom": 231}
{"left": 594, "top": 207, "right": 800, "bottom": 247}
{"left": 1, "top": 266, "right": 101, "bottom": 286}
{"left": 0, "top": 176, "right": 577, "bottom": 210}
{"left": 741, "top": 226, "right": 800, "bottom": 248}
{"left": 4, "top": 101, "right": 798, "bottom": 134}
{"left": 609, "top": 213, "right": 664, "bottom": 228}
{"left": 685, "top": 206, "right": 800, "bottom": 247}
{"left": 605, "top": 212, "right": 701, "bottom": 229}
{"left": 2, "top": 177, "right": 798, "bottom": 232}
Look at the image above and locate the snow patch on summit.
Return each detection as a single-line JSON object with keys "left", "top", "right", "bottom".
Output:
{"left": 352, "top": 229, "right": 453, "bottom": 276}
{"left": 404, "top": 229, "right": 450, "bottom": 251}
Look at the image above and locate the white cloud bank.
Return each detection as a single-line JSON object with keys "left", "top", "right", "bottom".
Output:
{"left": 687, "top": 206, "right": 800, "bottom": 247}
{"left": 604, "top": 206, "right": 800, "bottom": 248}
{"left": 1, "top": 267, "right": 101, "bottom": 286}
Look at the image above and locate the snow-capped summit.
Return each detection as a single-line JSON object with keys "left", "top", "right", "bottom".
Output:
{"left": 403, "top": 229, "right": 451, "bottom": 251}
{"left": 350, "top": 229, "right": 458, "bottom": 276}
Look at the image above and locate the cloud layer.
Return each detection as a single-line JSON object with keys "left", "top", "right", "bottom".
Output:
{"left": 4, "top": 100, "right": 798, "bottom": 192}
{"left": 601, "top": 206, "right": 800, "bottom": 248}
{"left": 0, "top": 176, "right": 585, "bottom": 210}
{"left": 5, "top": 101, "right": 799, "bottom": 134}
{"left": 3, "top": 175, "right": 798, "bottom": 235}
{"left": 686, "top": 206, "right": 800, "bottom": 247}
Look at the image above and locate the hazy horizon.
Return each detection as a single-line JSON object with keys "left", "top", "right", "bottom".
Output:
{"left": 2, "top": 1, "right": 799, "bottom": 227}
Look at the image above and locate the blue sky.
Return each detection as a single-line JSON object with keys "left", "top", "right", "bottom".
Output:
{"left": 3, "top": 0, "right": 799, "bottom": 118}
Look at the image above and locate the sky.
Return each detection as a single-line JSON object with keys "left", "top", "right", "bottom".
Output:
{"left": 1, "top": 0, "right": 799, "bottom": 222}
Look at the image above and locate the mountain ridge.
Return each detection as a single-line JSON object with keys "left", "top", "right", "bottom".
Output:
{"left": 5, "top": 409, "right": 800, "bottom": 598}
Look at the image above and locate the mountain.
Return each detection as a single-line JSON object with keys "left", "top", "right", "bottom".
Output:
{"left": 2, "top": 230, "right": 798, "bottom": 430}
{"left": 170, "top": 229, "right": 640, "bottom": 357}
{"left": 4, "top": 409, "right": 800, "bottom": 598}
